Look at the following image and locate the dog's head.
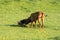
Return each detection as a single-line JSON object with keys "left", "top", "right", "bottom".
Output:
{"left": 18, "top": 18, "right": 31, "bottom": 25}
{"left": 18, "top": 19, "right": 27, "bottom": 25}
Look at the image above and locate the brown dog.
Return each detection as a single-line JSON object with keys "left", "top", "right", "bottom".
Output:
{"left": 28, "top": 11, "right": 47, "bottom": 28}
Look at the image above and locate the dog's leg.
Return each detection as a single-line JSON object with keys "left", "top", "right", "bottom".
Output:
{"left": 34, "top": 21, "right": 37, "bottom": 28}
{"left": 38, "top": 18, "right": 40, "bottom": 24}
{"left": 38, "top": 17, "right": 41, "bottom": 28}
{"left": 30, "top": 22, "right": 34, "bottom": 28}
{"left": 41, "top": 15, "right": 44, "bottom": 28}
{"left": 30, "top": 17, "right": 35, "bottom": 28}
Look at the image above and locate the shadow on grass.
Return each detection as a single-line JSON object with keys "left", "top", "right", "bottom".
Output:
{"left": 0, "top": 24, "right": 27, "bottom": 28}
{"left": 48, "top": 36, "right": 60, "bottom": 40}
{"left": 0, "top": 24, "right": 60, "bottom": 30}
{"left": 0, "top": 24, "right": 43, "bottom": 28}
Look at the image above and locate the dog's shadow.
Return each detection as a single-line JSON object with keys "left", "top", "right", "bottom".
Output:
{"left": 0, "top": 24, "right": 60, "bottom": 30}
{"left": 10, "top": 24, "right": 27, "bottom": 28}
{"left": 0, "top": 24, "right": 27, "bottom": 28}
{"left": 8, "top": 24, "right": 19, "bottom": 27}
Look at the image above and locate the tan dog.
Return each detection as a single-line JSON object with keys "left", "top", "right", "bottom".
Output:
{"left": 28, "top": 11, "right": 47, "bottom": 28}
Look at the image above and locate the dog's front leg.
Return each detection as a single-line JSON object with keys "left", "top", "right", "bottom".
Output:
{"left": 34, "top": 21, "right": 37, "bottom": 28}
{"left": 31, "top": 22, "right": 34, "bottom": 28}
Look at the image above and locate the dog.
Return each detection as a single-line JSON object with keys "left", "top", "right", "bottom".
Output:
{"left": 18, "top": 11, "right": 47, "bottom": 28}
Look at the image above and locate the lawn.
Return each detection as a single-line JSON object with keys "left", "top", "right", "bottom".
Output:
{"left": 0, "top": 0, "right": 60, "bottom": 40}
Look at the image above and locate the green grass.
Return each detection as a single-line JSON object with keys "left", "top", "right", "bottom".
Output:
{"left": 0, "top": 0, "right": 60, "bottom": 40}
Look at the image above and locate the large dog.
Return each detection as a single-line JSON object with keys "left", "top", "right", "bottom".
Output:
{"left": 18, "top": 11, "right": 47, "bottom": 28}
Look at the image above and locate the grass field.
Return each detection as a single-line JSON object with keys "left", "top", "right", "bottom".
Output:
{"left": 0, "top": 0, "right": 60, "bottom": 40}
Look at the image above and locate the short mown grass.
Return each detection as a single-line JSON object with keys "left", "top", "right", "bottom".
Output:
{"left": 0, "top": 0, "right": 60, "bottom": 40}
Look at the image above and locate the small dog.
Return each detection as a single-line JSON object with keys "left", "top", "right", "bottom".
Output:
{"left": 18, "top": 11, "right": 47, "bottom": 28}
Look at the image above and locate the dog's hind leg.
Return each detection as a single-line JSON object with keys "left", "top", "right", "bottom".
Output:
{"left": 38, "top": 17, "right": 41, "bottom": 28}
{"left": 41, "top": 14, "right": 44, "bottom": 28}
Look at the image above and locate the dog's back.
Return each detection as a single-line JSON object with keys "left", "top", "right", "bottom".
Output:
{"left": 28, "top": 11, "right": 43, "bottom": 22}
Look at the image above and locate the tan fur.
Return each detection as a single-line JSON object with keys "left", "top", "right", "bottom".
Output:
{"left": 28, "top": 11, "right": 45, "bottom": 28}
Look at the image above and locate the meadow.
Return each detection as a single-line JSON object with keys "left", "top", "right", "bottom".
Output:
{"left": 0, "top": 0, "right": 60, "bottom": 40}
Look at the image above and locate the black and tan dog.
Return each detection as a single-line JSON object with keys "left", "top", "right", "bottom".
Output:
{"left": 18, "top": 11, "right": 47, "bottom": 28}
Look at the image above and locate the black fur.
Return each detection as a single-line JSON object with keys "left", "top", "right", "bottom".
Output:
{"left": 18, "top": 18, "right": 31, "bottom": 26}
